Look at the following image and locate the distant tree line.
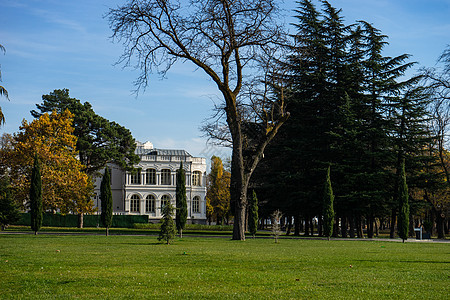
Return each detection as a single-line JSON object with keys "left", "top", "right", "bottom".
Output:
{"left": 0, "top": 89, "right": 139, "bottom": 229}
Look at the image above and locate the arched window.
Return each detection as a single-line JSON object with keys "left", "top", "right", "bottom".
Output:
{"left": 192, "top": 196, "right": 200, "bottom": 213}
{"left": 161, "top": 169, "right": 171, "bottom": 185}
{"left": 130, "top": 194, "right": 140, "bottom": 212}
{"left": 192, "top": 171, "right": 202, "bottom": 186}
{"left": 146, "top": 169, "right": 156, "bottom": 185}
{"left": 146, "top": 195, "right": 155, "bottom": 213}
{"left": 130, "top": 170, "right": 141, "bottom": 184}
{"left": 160, "top": 195, "right": 171, "bottom": 210}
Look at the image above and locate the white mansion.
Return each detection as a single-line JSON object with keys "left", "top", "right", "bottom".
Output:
{"left": 93, "top": 141, "right": 207, "bottom": 224}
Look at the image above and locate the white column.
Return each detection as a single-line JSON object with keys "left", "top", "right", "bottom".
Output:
{"left": 140, "top": 198, "right": 145, "bottom": 214}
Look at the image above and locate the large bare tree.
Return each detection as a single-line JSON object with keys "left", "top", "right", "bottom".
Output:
{"left": 422, "top": 46, "right": 450, "bottom": 238}
{"left": 107, "top": 0, "right": 290, "bottom": 240}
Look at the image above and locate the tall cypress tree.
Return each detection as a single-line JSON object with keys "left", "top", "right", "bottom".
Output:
{"left": 248, "top": 190, "right": 259, "bottom": 238}
{"left": 30, "top": 154, "right": 42, "bottom": 235}
{"left": 323, "top": 165, "right": 334, "bottom": 240}
{"left": 100, "top": 168, "right": 113, "bottom": 236}
{"left": 397, "top": 158, "right": 409, "bottom": 242}
{"left": 159, "top": 201, "right": 176, "bottom": 245}
{"left": 176, "top": 162, "right": 187, "bottom": 238}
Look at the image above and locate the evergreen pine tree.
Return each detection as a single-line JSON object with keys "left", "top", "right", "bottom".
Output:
{"left": 100, "top": 168, "right": 113, "bottom": 236}
{"left": 248, "top": 190, "right": 259, "bottom": 238}
{"left": 0, "top": 174, "right": 20, "bottom": 230}
{"left": 30, "top": 154, "right": 42, "bottom": 235}
{"left": 323, "top": 165, "right": 335, "bottom": 240}
{"left": 176, "top": 162, "right": 187, "bottom": 238}
{"left": 397, "top": 158, "right": 409, "bottom": 242}
{"left": 159, "top": 201, "right": 176, "bottom": 245}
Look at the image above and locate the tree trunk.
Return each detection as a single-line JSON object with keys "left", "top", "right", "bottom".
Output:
{"left": 409, "top": 215, "right": 414, "bottom": 238}
{"left": 286, "top": 216, "right": 292, "bottom": 236}
{"left": 356, "top": 216, "right": 364, "bottom": 238}
{"left": 349, "top": 215, "right": 355, "bottom": 238}
{"left": 231, "top": 135, "right": 249, "bottom": 241}
{"left": 294, "top": 214, "right": 300, "bottom": 236}
{"left": 389, "top": 208, "right": 396, "bottom": 239}
{"left": 332, "top": 216, "right": 339, "bottom": 237}
{"left": 232, "top": 198, "right": 247, "bottom": 240}
{"left": 367, "top": 214, "right": 374, "bottom": 238}
{"left": 304, "top": 216, "right": 310, "bottom": 236}
{"left": 106, "top": 227, "right": 109, "bottom": 237}
{"left": 341, "top": 216, "right": 348, "bottom": 238}
{"left": 78, "top": 213, "right": 84, "bottom": 229}
{"left": 375, "top": 218, "right": 379, "bottom": 237}
{"left": 318, "top": 215, "right": 323, "bottom": 237}
{"left": 436, "top": 210, "right": 445, "bottom": 239}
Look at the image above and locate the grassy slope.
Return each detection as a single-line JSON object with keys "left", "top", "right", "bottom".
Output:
{"left": 0, "top": 235, "right": 448, "bottom": 299}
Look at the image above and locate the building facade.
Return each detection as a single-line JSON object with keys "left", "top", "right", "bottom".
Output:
{"left": 93, "top": 141, "right": 207, "bottom": 224}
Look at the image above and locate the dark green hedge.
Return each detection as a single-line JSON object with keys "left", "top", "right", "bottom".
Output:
{"left": 13, "top": 213, "right": 148, "bottom": 228}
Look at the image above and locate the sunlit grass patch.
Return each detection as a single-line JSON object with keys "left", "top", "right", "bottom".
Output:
{"left": 0, "top": 235, "right": 448, "bottom": 299}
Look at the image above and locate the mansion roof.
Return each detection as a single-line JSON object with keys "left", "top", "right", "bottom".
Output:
{"left": 135, "top": 148, "right": 191, "bottom": 157}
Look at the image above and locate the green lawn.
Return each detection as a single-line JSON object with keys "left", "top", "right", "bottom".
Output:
{"left": 0, "top": 234, "right": 448, "bottom": 299}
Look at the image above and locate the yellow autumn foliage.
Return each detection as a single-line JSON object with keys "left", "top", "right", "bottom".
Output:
{"left": 206, "top": 156, "right": 231, "bottom": 224}
{"left": 3, "top": 110, "right": 94, "bottom": 214}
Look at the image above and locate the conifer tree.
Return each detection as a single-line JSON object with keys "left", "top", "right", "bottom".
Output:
{"left": 248, "top": 190, "right": 259, "bottom": 238}
{"left": 397, "top": 158, "right": 409, "bottom": 242}
{"left": 159, "top": 201, "right": 176, "bottom": 245}
{"left": 0, "top": 173, "right": 20, "bottom": 230}
{"left": 30, "top": 154, "right": 42, "bottom": 235}
{"left": 176, "top": 162, "right": 187, "bottom": 238}
{"left": 323, "top": 165, "right": 334, "bottom": 240}
{"left": 100, "top": 168, "right": 113, "bottom": 236}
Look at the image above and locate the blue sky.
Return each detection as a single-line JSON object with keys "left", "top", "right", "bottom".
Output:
{"left": 1, "top": 0, "right": 449, "bottom": 161}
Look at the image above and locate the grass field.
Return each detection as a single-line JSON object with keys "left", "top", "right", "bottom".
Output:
{"left": 0, "top": 234, "right": 448, "bottom": 299}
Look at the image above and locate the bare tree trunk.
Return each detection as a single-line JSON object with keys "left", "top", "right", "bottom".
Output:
{"left": 375, "top": 218, "right": 379, "bottom": 237}
{"left": 390, "top": 209, "right": 396, "bottom": 239}
{"left": 356, "top": 216, "right": 364, "bottom": 238}
{"left": 349, "top": 215, "right": 355, "bottom": 238}
{"left": 367, "top": 214, "right": 374, "bottom": 238}
{"left": 294, "top": 214, "right": 300, "bottom": 236}
{"left": 341, "top": 216, "right": 348, "bottom": 238}
{"left": 435, "top": 210, "right": 446, "bottom": 239}
{"left": 409, "top": 215, "right": 415, "bottom": 238}
{"left": 78, "top": 213, "right": 84, "bottom": 229}
{"left": 304, "top": 216, "right": 310, "bottom": 236}
{"left": 317, "top": 215, "right": 323, "bottom": 237}
{"left": 332, "top": 216, "right": 339, "bottom": 237}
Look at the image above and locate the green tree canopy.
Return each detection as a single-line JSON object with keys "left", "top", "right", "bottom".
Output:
{"left": 31, "top": 89, "right": 140, "bottom": 175}
{"left": 0, "top": 173, "right": 20, "bottom": 230}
